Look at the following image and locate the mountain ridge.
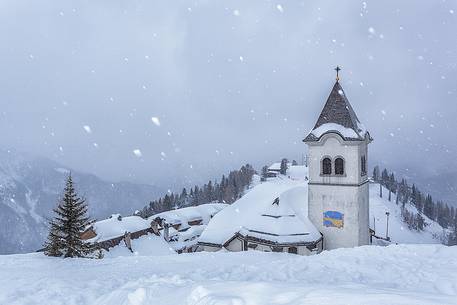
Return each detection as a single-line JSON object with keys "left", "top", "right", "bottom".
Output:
{"left": 0, "top": 148, "right": 163, "bottom": 254}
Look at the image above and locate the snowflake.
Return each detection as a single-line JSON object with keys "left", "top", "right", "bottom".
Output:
{"left": 83, "top": 125, "right": 92, "bottom": 134}
{"left": 151, "top": 117, "right": 161, "bottom": 126}
{"left": 133, "top": 149, "right": 142, "bottom": 157}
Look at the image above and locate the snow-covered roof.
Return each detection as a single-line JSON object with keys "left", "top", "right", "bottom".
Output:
{"left": 199, "top": 180, "right": 321, "bottom": 246}
{"left": 90, "top": 214, "right": 150, "bottom": 242}
{"left": 149, "top": 203, "right": 227, "bottom": 227}
{"left": 103, "top": 234, "right": 176, "bottom": 257}
{"left": 304, "top": 81, "right": 369, "bottom": 142}
{"left": 268, "top": 162, "right": 281, "bottom": 171}
{"left": 268, "top": 162, "right": 292, "bottom": 172}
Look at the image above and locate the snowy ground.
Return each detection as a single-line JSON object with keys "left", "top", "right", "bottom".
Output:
{"left": 1, "top": 244, "right": 456, "bottom": 305}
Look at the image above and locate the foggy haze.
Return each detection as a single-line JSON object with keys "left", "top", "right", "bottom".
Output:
{"left": 0, "top": 0, "right": 456, "bottom": 195}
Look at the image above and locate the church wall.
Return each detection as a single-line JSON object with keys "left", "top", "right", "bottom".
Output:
{"left": 308, "top": 184, "right": 369, "bottom": 250}
{"left": 308, "top": 136, "right": 364, "bottom": 185}
{"left": 224, "top": 236, "right": 319, "bottom": 256}
{"left": 200, "top": 244, "right": 221, "bottom": 252}
{"left": 225, "top": 237, "right": 243, "bottom": 252}
{"left": 357, "top": 183, "right": 370, "bottom": 245}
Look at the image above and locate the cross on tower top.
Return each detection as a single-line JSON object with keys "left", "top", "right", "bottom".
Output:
{"left": 335, "top": 66, "right": 341, "bottom": 81}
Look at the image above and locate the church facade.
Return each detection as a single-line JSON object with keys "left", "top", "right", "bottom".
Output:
{"left": 304, "top": 71, "right": 372, "bottom": 250}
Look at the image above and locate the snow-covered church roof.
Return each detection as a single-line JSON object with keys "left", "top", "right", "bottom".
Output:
{"left": 304, "top": 81, "right": 370, "bottom": 142}
{"left": 198, "top": 179, "right": 321, "bottom": 246}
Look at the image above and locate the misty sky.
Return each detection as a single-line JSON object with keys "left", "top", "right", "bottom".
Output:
{"left": 0, "top": 0, "right": 456, "bottom": 191}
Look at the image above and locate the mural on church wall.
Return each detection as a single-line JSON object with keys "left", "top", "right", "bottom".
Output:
{"left": 323, "top": 211, "right": 344, "bottom": 228}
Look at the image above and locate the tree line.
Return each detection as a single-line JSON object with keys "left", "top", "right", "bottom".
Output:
{"left": 139, "top": 164, "right": 256, "bottom": 218}
{"left": 373, "top": 166, "right": 457, "bottom": 245}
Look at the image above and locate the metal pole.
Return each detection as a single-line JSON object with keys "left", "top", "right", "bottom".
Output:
{"left": 385, "top": 212, "right": 390, "bottom": 240}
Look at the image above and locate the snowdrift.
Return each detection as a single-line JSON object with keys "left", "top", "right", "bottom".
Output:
{"left": 0, "top": 244, "right": 456, "bottom": 305}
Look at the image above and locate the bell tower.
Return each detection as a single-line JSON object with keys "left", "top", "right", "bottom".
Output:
{"left": 304, "top": 67, "right": 372, "bottom": 250}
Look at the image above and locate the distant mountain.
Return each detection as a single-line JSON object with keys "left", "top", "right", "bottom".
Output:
{"left": 0, "top": 149, "right": 162, "bottom": 254}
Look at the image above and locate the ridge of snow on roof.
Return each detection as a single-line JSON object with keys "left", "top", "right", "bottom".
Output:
{"left": 90, "top": 214, "right": 150, "bottom": 242}
{"left": 268, "top": 162, "right": 282, "bottom": 171}
{"left": 304, "top": 81, "right": 368, "bottom": 142}
{"left": 199, "top": 173, "right": 321, "bottom": 246}
{"left": 148, "top": 203, "right": 227, "bottom": 227}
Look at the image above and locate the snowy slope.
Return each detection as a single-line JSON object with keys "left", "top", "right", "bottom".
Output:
{"left": 0, "top": 244, "right": 456, "bottom": 305}
{"left": 201, "top": 165, "right": 445, "bottom": 247}
{"left": 369, "top": 184, "right": 445, "bottom": 244}
{"left": 0, "top": 148, "right": 163, "bottom": 254}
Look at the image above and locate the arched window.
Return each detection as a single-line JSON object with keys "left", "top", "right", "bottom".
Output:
{"left": 335, "top": 158, "right": 344, "bottom": 175}
{"left": 361, "top": 156, "right": 367, "bottom": 176}
{"left": 322, "top": 158, "right": 332, "bottom": 175}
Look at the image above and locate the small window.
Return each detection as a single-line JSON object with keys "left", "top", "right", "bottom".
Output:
{"left": 335, "top": 158, "right": 344, "bottom": 175}
{"left": 272, "top": 246, "right": 283, "bottom": 252}
{"left": 288, "top": 247, "right": 297, "bottom": 254}
{"left": 361, "top": 156, "right": 367, "bottom": 176}
{"left": 322, "top": 158, "right": 332, "bottom": 175}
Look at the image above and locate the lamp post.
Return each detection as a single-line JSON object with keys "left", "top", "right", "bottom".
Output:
{"left": 385, "top": 212, "right": 390, "bottom": 241}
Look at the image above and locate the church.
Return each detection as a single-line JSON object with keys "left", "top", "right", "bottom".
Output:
{"left": 304, "top": 67, "right": 372, "bottom": 250}
{"left": 198, "top": 68, "right": 372, "bottom": 254}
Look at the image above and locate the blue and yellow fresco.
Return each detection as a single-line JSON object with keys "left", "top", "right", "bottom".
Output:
{"left": 323, "top": 211, "right": 344, "bottom": 228}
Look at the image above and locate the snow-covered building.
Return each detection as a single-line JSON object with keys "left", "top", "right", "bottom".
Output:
{"left": 82, "top": 214, "right": 155, "bottom": 250}
{"left": 198, "top": 177, "right": 323, "bottom": 255}
{"left": 82, "top": 203, "right": 227, "bottom": 254}
{"left": 198, "top": 70, "right": 373, "bottom": 255}
{"left": 304, "top": 71, "right": 372, "bottom": 250}
{"left": 149, "top": 203, "right": 227, "bottom": 253}
{"left": 266, "top": 162, "right": 292, "bottom": 178}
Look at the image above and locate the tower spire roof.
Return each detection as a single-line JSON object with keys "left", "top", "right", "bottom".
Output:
{"left": 304, "top": 80, "right": 369, "bottom": 142}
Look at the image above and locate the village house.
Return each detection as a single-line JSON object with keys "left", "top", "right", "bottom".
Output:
{"left": 82, "top": 203, "right": 227, "bottom": 254}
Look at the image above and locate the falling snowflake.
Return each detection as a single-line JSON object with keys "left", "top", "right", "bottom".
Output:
{"left": 83, "top": 125, "right": 92, "bottom": 134}
{"left": 368, "top": 27, "right": 376, "bottom": 34}
{"left": 151, "top": 117, "right": 161, "bottom": 126}
{"left": 133, "top": 149, "right": 142, "bottom": 157}
{"left": 160, "top": 152, "right": 167, "bottom": 157}
{"left": 276, "top": 4, "right": 284, "bottom": 13}
{"left": 233, "top": 9, "right": 240, "bottom": 16}
{"left": 239, "top": 56, "right": 244, "bottom": 62}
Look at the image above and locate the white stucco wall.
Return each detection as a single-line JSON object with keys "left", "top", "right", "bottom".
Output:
{"left": 200, "top": 244, "right": 222, "bottom": 252}
{"left": 225, "top": 237, "right": 244, "bottom": 252}
{"left": 307, "top": 133, "right": 370, "bottom": 250}
{"left": 224, "top": 237, "right": 320, "bottom": 256}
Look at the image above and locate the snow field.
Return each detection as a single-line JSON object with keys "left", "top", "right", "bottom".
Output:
{"left": 0, "top": 244, "right": 456, "bottom": 305}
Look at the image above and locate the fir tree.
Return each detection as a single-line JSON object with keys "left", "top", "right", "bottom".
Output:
{"left": 280, "top": 158, "right": 288, "bottom": 175}
{"left": 261, "top": 165, "right": 268, "bottom": 182}
{"left": 44, "top": 174, "right": 95, "bottom": 258}
{"left": 43, "top": 220, "right": 63, "bottom": 257}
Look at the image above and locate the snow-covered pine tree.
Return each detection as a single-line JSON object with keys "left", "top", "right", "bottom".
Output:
{"left": 43, "top": 220, "right": 63, "bottom": 257}
{"left": 44, "top": 174, "right": 96, "bottom": 258}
